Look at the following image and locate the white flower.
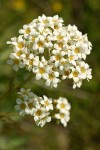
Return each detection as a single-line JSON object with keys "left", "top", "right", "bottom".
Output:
{"left": 41, "top": 95, "right": 53, "bottom": 111}
{"left": 77, "top": 61, "right": 92, "bottom": 80}
{"left": 67, "top": 24, "right": 82, "bottom": 42}
{"left": 61, "top": 70, "right": 70, "bottom": 80}
{"left": 73, "top": 80, "right": 82, "bottom": 89}
{"left": 45, "top": 66, "right": 60, "bottom": 88}
{"left": 50, "top": 51, "right": 64, "bottom": 67}
{"left": 69, "top": 67, "right": 80, "bottom": 82}
{"left": 53, "top": 28, "right": 67, "bottom": 42}
{"left": 7, "top": 58, "right": 20, "bottom": 71}
{"left": 33, "top": 62, "right": 47, "bottom": 80}
{"left": 32, "top": 35, "right": 45, "bottom": 53}
{"left": 56, "top": 97, "right": 71, "bottom": 113}
{"left": 36, "top": 112, "right": 51, "bottom": 127}
{"left": 7, "top": 35, "right": 25, "bottom": 50}
{"left": 38, "top": 14, "right": 50, "bottom": 26}
{"left": 33, "top": 105, "right": 46, "bottom": 121}
{"left": 19, "top": 24, "right": 33, "bottom": 38}
{"left": 15, "top": 98, "right": 26, "bottom": 116}
{"left": 68, "top": 51, "right": 78, "bottom": 65}
{"left": 50, "top": 15, "right": 63, "bottom": 30}
{"left": 25, "top": 54, "right": 39, "bottom": 71}
{"left": 25, "top": 98, "right": 38, "bottom": 115}
{"left": 55, "top": 112, "right": 70, "bottom": 127}
{"left": 17, "top": 88, "right": 31, "bottom": 100}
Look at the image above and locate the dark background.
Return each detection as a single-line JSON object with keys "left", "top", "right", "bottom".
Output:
{"left": 0, "top": 0, "right": 100, "bottom": 149}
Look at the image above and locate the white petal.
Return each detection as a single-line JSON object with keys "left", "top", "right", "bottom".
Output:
{"left": 7, "top": 59, "right": 13, "bottom": 64}
{"left": 13, "top": 65, "right": 19, "bottom": 71}
{"left": 45, "top": 80, "right": 50, "bottom": 86}
{"left": 36, "top": 73, "right": 41, "bottom": 80}
{"left": 16, "top": 98, "right": 22, "bottom": 104}
{"left": 54, "top": 72, "right": 59, "bottom": 77}
{"left": 15, "top": 105, "right": 20, "bottom": 110}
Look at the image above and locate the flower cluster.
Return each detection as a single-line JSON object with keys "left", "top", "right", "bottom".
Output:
{"left": 15, "top": 88, "right": 71, "bottom": 127}
{"left": 7, "top": 14, "right": 92, "bottom": 88}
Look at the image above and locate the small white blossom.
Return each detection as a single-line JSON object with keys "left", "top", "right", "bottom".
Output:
{"left": 77, "top": 61, "right": 92, "bottom": 80}
{"left": 33, "top": 60, "right": 48, "bottom": 80}
{"left": 45, "top": 66, "right": 60, "bottom": 88}
{"left": 55, "top": 112, "right": 70, "bottom": 127}
{"left": 56, "top": 97, "right": 71, "bottom": 113}
{"left": 37, "top": 113, "right": 51, "bottom": 127}
{"left": 69, "top": 67, "right": 80, "bottom": 82}
{"left": 41, "top": 95, "right": 53, "bottom": 111}
{"left": 15, "top": 98, "right": 26, "bottom": 116}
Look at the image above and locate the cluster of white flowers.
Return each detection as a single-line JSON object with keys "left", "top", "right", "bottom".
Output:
{"left": 15, "top": 88, "right": 71, "bottom": 127}
{"left": 54, "top": 97, "right": 71, "bottom": 127}
{"left": 7, "top": 14, "right": 92, "bottom": 88}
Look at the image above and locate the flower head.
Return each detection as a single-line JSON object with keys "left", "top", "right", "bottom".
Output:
{"left": 7, "top": 15, "right": 92, "bottom": 88}
{"left": 15, "top": 88, "right": 71, "bottom": 127}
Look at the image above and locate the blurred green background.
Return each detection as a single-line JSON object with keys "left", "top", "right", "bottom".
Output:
{"left": 0, "top": 0, "right": 100, "bottom": 149}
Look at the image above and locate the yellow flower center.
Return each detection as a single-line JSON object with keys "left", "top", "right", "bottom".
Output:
{"left": 49, "top": 74, "right": 54, "bottom": 79}
{"left": 38, "top": 41, "right": 44, "bottom": 47}
{"left": 26, "top": 54, "right": 29, "bottom": 59}
{"left": 56, "top": 55, "right": 61, "bottom": 60}
{"left": 64, "top": 70, "right": 70, "bottom": 76}
{"left": 61, "top": 61, "right": 66, "bottom": 65}
{"left": 14, "top": 59, "right": 19, "bottom": 64}
{"left": 60, "top": 113, "right": 65, "bottom": 118}
{"left": 43, "top": 19, "right": 48, "bottom": 24}
{"left": 54, "top": 25, "right": 59, "bottom": 29}
{"left": 16, "top": 51, "right": 22, "bottom": 56}
{"left": 32, "top": 36, "right": 35, "bottom": 42}
{"left": 25, "top": 28, "right": 31, "bottom": 34}
{"left": 39, "top": 68, "right": 45, "bottom": 74}
{"left": 69, "top": 55, "right": 74, "bottom": 60}
{"left": 74, "top": 48, "right": 80, "bottom": 54}
{"left": 57, "top": 35, "right": 63, "bottom": 40}
{"left": 67, "top": 42, "right": 71, "bottom": 46}
{"left": 58, "top": 42, "right": 63, "bottom": 48}
{"left": 28, "top": 102, "right": 34, "bottom": 109}
{"left": 29, "top": 60, "right": 33, "bottom": 65}
{"left": 52, "top": 19, "right": 56, "bottom": 23}
{"left": 45, "top": 38, "right": 49, "bottom": 43}
{"left": 36, "top": 109, "right": 42, "bottom": 116}
{"left": 18, "top": 42, "right": 24, "bottom": 48}
{"left": 60, "top": 103, "right": 65, "bottom": 108}
{"left": 81, "top": 67, "right": 86, "bottom": 73}
{"left": 52, "top": 67, "right": 56, "bottom": 71}
{"left": 20, "top": 103, "right": 26, "bottom": 109}
{"left": 73, "top": 71, "right": 79, "bottom": 77}
{"left": 45, "top": 100, "right": 49, "bottom": 106}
